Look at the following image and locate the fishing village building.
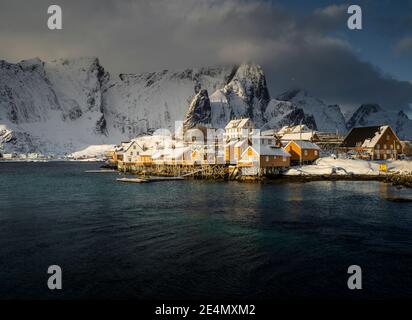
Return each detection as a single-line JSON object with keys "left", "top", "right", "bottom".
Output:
{"left": 238, "top": 144, "right": 291, "bottom": 175}
{"left": 338, "top": 125, "right": 402, "bottom": 160}
{"left": 109, "top": 118, "right": 300, "bottom": 177}
{"left": 284, "top": 140, "right": 320, "bottom": 164}
{"left": 111, "top": 119, "right": 412, "bottom": 178}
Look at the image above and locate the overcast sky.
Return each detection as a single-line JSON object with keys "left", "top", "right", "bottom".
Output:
{"left": 0, "top": 0, "right": 411, "bottom": 115}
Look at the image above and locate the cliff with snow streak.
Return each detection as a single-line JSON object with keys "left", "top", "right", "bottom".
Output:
{"left": 0, "top": 57, "right": 109, "bottom": 154}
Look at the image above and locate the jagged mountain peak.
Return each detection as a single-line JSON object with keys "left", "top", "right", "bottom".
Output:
{"left": 346, "top": 103, "right": 412, "bottom": 139}
{"left": 183, "top": 89, "right": 211, "bottom": 132}
{"left": 276, "top": 88, "right": 307, "bottom": 101}
{"left": 275, "top": 88, "right": 346, "bottom": 133}
{"left": 346, "top": 103, "right": 382, "bottom": 129}
{"left": 18, "top": 57, "right": 45, "bottom": 70}
{"left": 398, "top": 110, "right": 409, "bottom": 119}
{"left": 49, "top": 56, "right": 101, "bottom": 67}
{"left": 2, "top": 56, "right": 410, "bottom": 155}
{"left": 263, "top": 99, "right": 317, "bottom": 130}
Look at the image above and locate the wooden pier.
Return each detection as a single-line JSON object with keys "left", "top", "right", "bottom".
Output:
{"left": 117, "top": 176, "right": 185, "bottom": 183}
{"left": 117, "top": 163, "right": 230, "bottom": 180}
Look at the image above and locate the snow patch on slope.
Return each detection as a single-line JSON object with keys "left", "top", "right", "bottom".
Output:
{"left": 277, "top": 89, "right": 346, "bottom": 133}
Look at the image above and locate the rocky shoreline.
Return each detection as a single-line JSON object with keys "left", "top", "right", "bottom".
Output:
{"left": 385, "top": 173, "right": 412, "bottom": 188}
{"left": 240, "top": 173, "right": 412, "bottom": 188}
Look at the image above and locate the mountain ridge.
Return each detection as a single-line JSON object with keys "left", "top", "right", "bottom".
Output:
{"left": 0, "top": 56, "right": 411, "bottom": 155}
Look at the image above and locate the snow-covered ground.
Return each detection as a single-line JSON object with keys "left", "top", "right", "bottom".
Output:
{"left": 67, "top": 144, "right": 115, "bottom": 160}
{"left": 285, "top": 157, "right": 412, "bottom": 176}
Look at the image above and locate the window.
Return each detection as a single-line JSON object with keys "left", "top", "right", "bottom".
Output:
{"left": 130, "top": 152, "right": 133, "bottom": 156}
{"left": 376, "top": 144, "right": 380, "bottom": 149}
{"left": 128, "top": 158, "right": 132, "bottom": 162}
{"left": 304, "top": 150, "right": 308, "bottom": 156}
{"left": 376, "top": 154, "right": 380, "bottom": 160}
{"left": 266, "top": 156, "right": 269, "bottom": 162}
{"left": 133, "top": 145, "right": 136, "bottom": 149}
{"left": 384, "top": 144, "right": 387, "bottom": 149}
{"left": 314, "top": 150, "right": 318, "bottom": 156}
{"left": 386, "top": 135, "right": 390, "bottom": 140}
{"left": 283, "top": 156, "right": 287, "bottom": 162}
{"left": 397, "top": 144, "right": 400, "bottom": 150}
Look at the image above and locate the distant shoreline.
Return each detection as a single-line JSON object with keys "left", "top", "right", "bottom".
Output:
{"left": 0, "top": 159, "right": 105, "bottom": 163}
{"left": 1, "top": 160, "right": 411, "bottom": 188}
{"left": 245, "top": 173, "right": 412, "bottom": 188}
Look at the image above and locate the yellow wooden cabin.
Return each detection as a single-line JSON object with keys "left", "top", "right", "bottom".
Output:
{"left": 284, "top": 140, "right": 320, "bottom": 164}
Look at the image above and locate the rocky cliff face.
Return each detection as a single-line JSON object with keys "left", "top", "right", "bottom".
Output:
{"left": 0, "top": 57, "right": 109, "bottom": 154}
{"left": 263, "top": 99, "right": 317, "bottom": 130}
{"left": 277, "top": 89, "right": 346, "bottom": 133}
{"left": 101, "top": 66, "right": 234, "bottom": 138}
{"left": 183, "top": 88, "right": 211, "bottom": 131}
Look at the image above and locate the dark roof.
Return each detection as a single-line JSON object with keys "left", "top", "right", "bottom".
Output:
{"left": 340, "top": 126, "right": 383, "bottom": 148}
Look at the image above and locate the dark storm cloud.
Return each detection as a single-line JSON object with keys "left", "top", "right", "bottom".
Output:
{"left": 303, "top": 3, "right": 348, "bottom": 32}
{"left": 395, "top": 36, "right": 412, "bottom": 56}
{"left": 0, "top": 0, "right": 411, "bottom": 113}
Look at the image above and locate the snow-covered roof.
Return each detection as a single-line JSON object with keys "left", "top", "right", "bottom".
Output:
{"left": 234, "top": 139, "right": 247, "bottom": 148}
{"left": 165, "top": 147, "right": 190, "bottom": 159}
{"left": 242, "top": 146, "right": 291, "bottom": 157}
{"left": 151, "top": 149, "right": 171, "bottom": 160}
{"left": 281, "top": 132, "right": 315, "bottom": 141}
{"left": 277, "top": 124, "right": 312, "bottom": 136}
{"left": 286, "top": 140, "right": 320, "bottom": 150}
{"left": 123, "top": 140, "right": 145, "bottom": 153}
{"left": 225, "top": 118, "right": 252, "bottom": 129}
{"left": 290, "top": 124, "right": 310, "bottom": 133}
{"left": 261, "top": 129, "right": 276, "bottom": 136}
{"left": 253, "top": 135, "right": 274, "bottom": 140}
{"left": 361, "top": 126, "right": 395, "bottom": 148}
{"left": 260, "top": 146, "right": 291, "bottom": 157}
{"left": 277, "top": 126, "right": 290, "bottom": 135}
{"left": 341, "top": 125, "right": 397, "bottom": 148}
{"left": 139, "top": 149, "right": 155, "bottom": 156}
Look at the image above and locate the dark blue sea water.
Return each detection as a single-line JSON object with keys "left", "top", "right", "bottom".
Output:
{"left": 0, "top": 162, "right": 411, "bottom": 299}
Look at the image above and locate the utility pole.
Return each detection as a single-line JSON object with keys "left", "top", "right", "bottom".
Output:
{"left": 394, "top": 140, "right": 397, "bottom": 160}
{"left": 299, "top": 120, "right": 303, "bottom": 167}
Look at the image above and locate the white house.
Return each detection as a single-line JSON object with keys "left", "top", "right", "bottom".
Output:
{"left": 123, "top": 140, "right": 144, "bottom": 163}
{"left": 224, "top": 118, "right": 255, "bottom": 142}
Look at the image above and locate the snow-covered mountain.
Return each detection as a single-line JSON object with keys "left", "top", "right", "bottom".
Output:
{"left": 1, "top": 56, "right": 410, "bottom": 156}
{"left": 207, "top": 63, "right": 270, "bottom": 128}
{"left": 0, "top": 57, "right": 109, "bottom": 155}
{"left": 102, "top": 66, "right": 235, "bottom": 137}
{"left": 276, "top": 89, "right": 347, "bottom": 134}
{"left": 346, "top": 104, "right": 412, "bottom": 140}
{"left": 262, "top": 99, "right": 317, "bottom": 130}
